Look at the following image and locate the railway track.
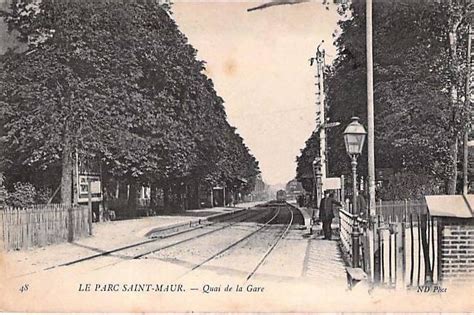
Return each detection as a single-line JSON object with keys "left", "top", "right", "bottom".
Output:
{"left": 132, "top": 208, "right": 274, "bottom": 260}
{"left": 246, "top": 205, "right": 294, "bottom": 280}
{"left": 175, "top": 204, "right": 294, "bottom": 281}
{"left": 21, "top": 202, "right": 300, "bottom": 282}
{"left": 40, "top": 205, "right": 274, "bottom": 273}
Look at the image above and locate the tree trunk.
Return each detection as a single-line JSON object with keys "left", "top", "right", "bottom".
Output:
{"left": 118, "top": 181, "right": 128, "bottom": 200}
{"left": 102, "top": 178, "right": 109, "bottom": 221}
{"left": 61, "top": 134, "right": 73, "bottom": 205}
{"left": 463, "top": 24, "right": 472, "bottom": 195}
{"left": 175, "top": 183, "right": 184, "bottom": 212}
{"left": 184, "top": 182, "right": 189, "bottom": 210}
{"left": 447, "top": 26, "right": 460, "bottom": 195}
{"left": 447, "top": 138, "right": 459, "bottom": 195}
{"left": 194, "top": 181, "right": 200, "bottom": 209}
{"left": 150, "top": 184, "right": 157, "bottom": 213}
{"left": 163, "top": 185, "right": 170, "bottom": 211}
{"left": 128, "top": 180, "right": 138, "bottom": 218}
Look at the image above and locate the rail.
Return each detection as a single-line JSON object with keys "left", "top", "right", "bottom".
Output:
{"left": 247, "top": 206, "right": 294, "bottom": 280}
{"left": 40, "top": 207, "right": 267, "bottom": 273}
{"left": 187, "top": 207, "right": 283, "bottom": 273}
{"left": 144, "top": 208, "right": 247, "bottom": 237}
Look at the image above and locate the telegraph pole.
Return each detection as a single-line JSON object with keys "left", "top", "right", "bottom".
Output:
{"left": 366, "top": 0, "right": 376, "bottom": 215}
{"left": 366, "top": 0, "right": 379, "bottom": 284}
{"left": 311, "top": 41, "right": 327, "bottom": 191}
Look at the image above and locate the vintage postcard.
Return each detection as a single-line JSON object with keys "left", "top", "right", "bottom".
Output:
{"left": 1, "top": 0, "right": 474, "bottom": 312}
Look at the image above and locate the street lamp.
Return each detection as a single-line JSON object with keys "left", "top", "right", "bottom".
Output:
{"left": 344, "top": 117, "right": 366, "bottom": 268}
{"left": 343, "top": 117, "right": 367, "bottom": 215}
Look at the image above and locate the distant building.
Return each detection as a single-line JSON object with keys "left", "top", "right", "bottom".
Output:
{"left": 249, "top": 174, "right": 270, "bottom": 202}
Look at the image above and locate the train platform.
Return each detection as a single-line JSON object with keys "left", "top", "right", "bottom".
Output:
{"left": 288, "top": 203, "right": 347, "bottom": 286}
{"left": 288, "top": 202, "right": 339, "bottom": 237}
{"left": 2, "top": 201, "right": 261, "bottom": 278}
{"left": 288, "top": 202, "right": 314, "bottom": 227}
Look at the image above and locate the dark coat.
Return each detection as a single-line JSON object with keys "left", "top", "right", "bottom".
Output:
{"left": 319, "top": 196, "right": 342, "bottom": 222}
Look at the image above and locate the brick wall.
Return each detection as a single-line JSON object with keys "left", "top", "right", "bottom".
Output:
{"left": 439, "top": 217, "right": 474, "bottom": 282}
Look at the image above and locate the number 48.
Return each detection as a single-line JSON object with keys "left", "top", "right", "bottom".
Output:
{"left": 19, "top": 284, "right": 29, "bottom": 293}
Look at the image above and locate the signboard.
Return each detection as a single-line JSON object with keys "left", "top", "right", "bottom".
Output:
{"left": 78, "top": 174, "right": 102, "bottom": 203}
{"left": 323, "top": 177, "right": 341, "bottom": 190}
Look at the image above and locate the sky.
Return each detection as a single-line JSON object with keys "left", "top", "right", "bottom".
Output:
{"left": 173, "top": 2, "right": 341, "bottom": 186}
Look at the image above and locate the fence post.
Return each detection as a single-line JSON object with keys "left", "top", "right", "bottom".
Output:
{"left": 395, "top": 222, "right": 406, "bottom": 289}
{"left": 373, "top": 215, "right": 382, "bottom": 283}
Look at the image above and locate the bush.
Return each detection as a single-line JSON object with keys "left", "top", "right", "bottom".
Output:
{"left": 35, "top": 187, "right": 52, "bottom": 204}
{"left": 6, "top": 182, "right": 37, "bottom": 208}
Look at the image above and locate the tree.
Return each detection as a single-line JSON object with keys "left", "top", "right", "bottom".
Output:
{"left": 1, "top": 0, "right": 260, "bottom": 209}
{"left": 296, "top": 131, "right": 320, "bottom": 193}
{"left": 321, "top": 0, "right": 471, "bottom": 195}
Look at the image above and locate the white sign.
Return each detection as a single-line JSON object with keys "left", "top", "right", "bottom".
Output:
{"left": 323, "top": 177, "right": 341, "bottom": 190}
{"left": 78, "top": 174, "right": 102, "bottom": 203}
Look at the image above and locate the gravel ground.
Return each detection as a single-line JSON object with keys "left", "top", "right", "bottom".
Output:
{"left": 153, "top": 206, "right": 307, "bottom": 281}
{"left": 146, "top": 223, "right": 260, "bottom": 265}
{"left": 200, "top": 226, "right": 285, "bottom": 277}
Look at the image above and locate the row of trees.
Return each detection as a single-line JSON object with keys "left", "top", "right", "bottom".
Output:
{"left": 0, "top": 0, "right": 260, "bottom": 210}
{"left": 297, "top": 0, "right": 473, "bottom": 200}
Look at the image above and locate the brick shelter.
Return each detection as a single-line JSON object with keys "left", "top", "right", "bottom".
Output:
{"left": 438, "top": 218, "right": 474, "bottom": 282}
{"left": 426, "top": 195, "right": 474, "bottom": 284}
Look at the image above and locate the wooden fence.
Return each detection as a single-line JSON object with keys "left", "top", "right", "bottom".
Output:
{"left": 340, "top": 200, "right": 439, "bottom": 288}
{"left": 0, "top": 204, "right": 91, "bottom": 251}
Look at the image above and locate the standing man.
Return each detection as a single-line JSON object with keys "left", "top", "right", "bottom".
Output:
{"left": 319, "top": 192, "right": 342, "bottom": 240}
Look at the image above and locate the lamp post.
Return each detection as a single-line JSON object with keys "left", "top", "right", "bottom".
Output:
{"left": 344, "top": 117, "right": 367, "bottom": 268}
{"left": 343, "top": 117, "right": 367, "bottom": 215}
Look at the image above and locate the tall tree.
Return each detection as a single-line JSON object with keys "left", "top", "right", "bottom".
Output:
{"left": 1, "top": 0, "right": 260, "bottom": 207}
{"left": 319, "top": 0, "right": 471, "bottom": 195}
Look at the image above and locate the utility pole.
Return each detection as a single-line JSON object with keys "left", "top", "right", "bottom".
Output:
{"left": 311, "top": 41, "right": 327, "bottom": 192}
{"left": 366, "top": 0, "right": 380, "bottom": 284}
{"left": 366, "top": 0, "right": 376, "bottom": 215}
